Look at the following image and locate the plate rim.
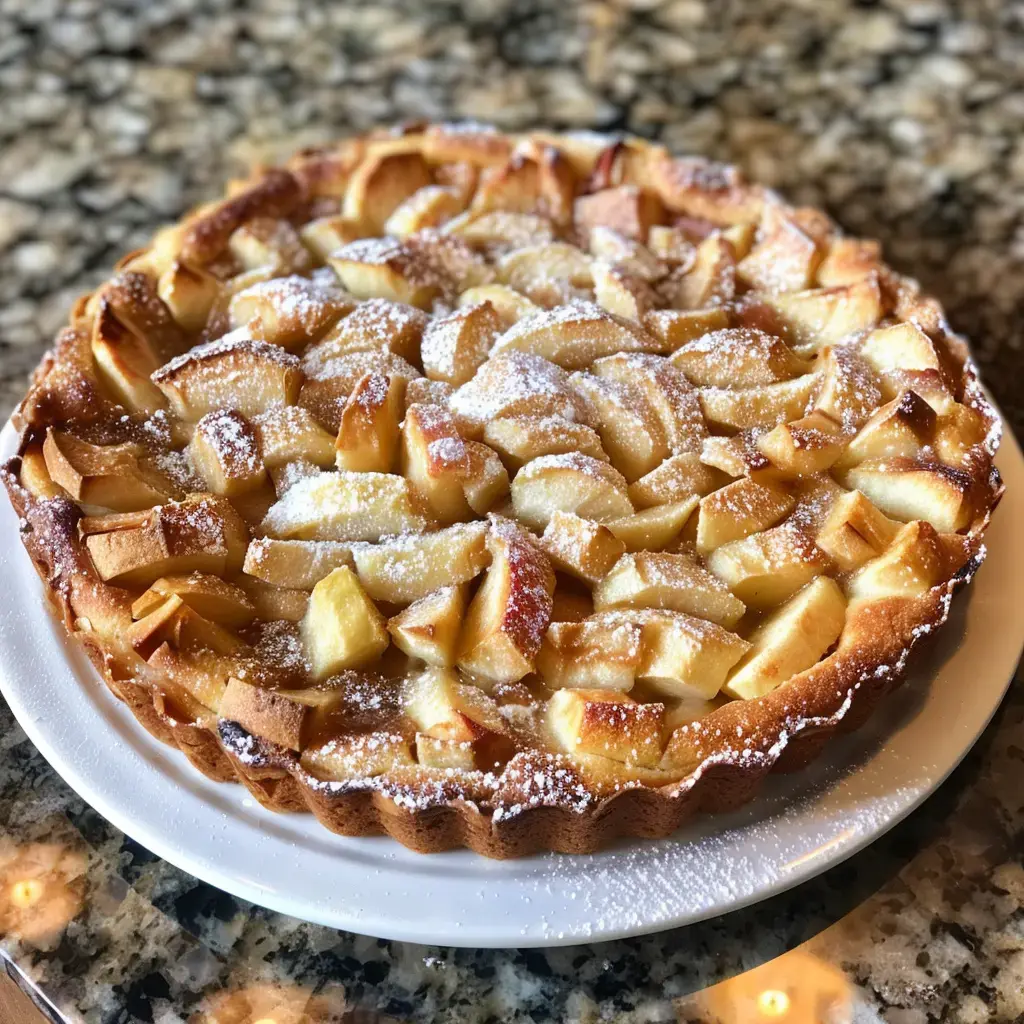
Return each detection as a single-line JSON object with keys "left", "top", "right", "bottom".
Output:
{"left": 0, "top": 418, "right": 1021, "bottom": 947}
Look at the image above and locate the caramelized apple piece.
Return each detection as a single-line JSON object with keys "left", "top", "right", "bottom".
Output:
{"left": 483, "top": 415, "right": 607, "bottom": 470}
{"left": 496, "top": 242, "right": 593, "bottom": 306}
{"left": 607, "top": 497, "right": 699, "bottom": 552}
{"left": 242, "top": 537, "right": 355, "bottom": 590}
{"left": 302, "top": 731, "right": 414, "bottom": 780}
{"left": 228, "top": 275, "right": 352, "bottom": 349}
{"left": 736, "top": 206, "right": 821, "bottom": 292}
{"left": 132, "top": 573, "right": 255, "bottom": 628}
{"left": 335, "top": 372, "right": 404, "bottom": 473}
{"left": 695, "top": 478, "right": 796, "bottom": 555}
{"left": 699, "top": 374, "right": 818, "bottom": 433}
{"left": 384, "top": 184, "right": 466, "bottom": 238}
{"left": 670, "top": 328, "right": 811, "bottom": 388}
{"left": 298, "top": 214, "right": 361, "bottom": 261}
{"left": 541, "top": 510, "right": 626, "bottom": 584}
{"left": 253, "top": 406, "right": 337, "bottom": 469}
{"left": 188, "top": 410, "right": 267, "bottom": 496}
{"left": 388, "top": 585, "right": 467, "bottom": 666}
{"left": 157, "top": 260, "right": 221, "bottom": 333}
{"left": 153, "top": 332, "right": 303, "bottom": 421}
{"left": 400, "top": 403, "right": 473, "bottom": 523}
{"left": 836, "top": 390, "right": 937, "bottom": 468}
{"left": 219, "top": 678, "right": 306, "bottom": 750}
{"left": 461, "top": 440, "right": 510, "bottom": 514}
{"left": 546, "top": 689, "right": 664, "bottom": 768}
{"left": 342, "top": 150, "right": 433, "bottom": 233}
{"left": 456, "top": 283, "right": 539, "bottom": 328}
{"left": 760, "top": 276, "right": 883, "bottom": 354}
{"left": 848, "top": 520, "right": 947, "bottom": 600}
{"left": 642, "top": 308, "right": 730, "bottom": 353}
{"left": 594, "top": 550, "right": 745, "bottom": 627}
{"left": 813, "top": 346, "right": 883, "bottom": 430}
{"left": 310, "top": 298, "right": 428, "bottom": 366}
{"left": 591, "top": 261, "right": 656, "bottom": 320}
{"left": 670, "top": 232, "right": 736, "bottom": 309}
{"left": 575, "top": 185, "right": 665, "bottom": 241}
{"left": 628, "top": 452, "right": 728, "bottom": 509}
{"left": 814, "top": 489, "right": 899, "bottom": 571}
{"left": 328, "top": 238, "right": 442, "bottom": 309}
{"left": 537, "top": 616, "right": 643, "bottom": 692}
{"left": 90, "top": 304, "right": 166, "bottom": 414}
{"left": 723, "top": 577, "right": 847, "bottom": 700}
{"left": 859, "top": 322, "right": 940, "bottom": 378}
{"left": 755, "top": 410, "right": 847, "bottom": 476}
{"left": 420, "top": 301, "right": 501, "bottom": 387}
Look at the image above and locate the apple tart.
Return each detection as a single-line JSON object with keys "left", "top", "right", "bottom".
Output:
{"left": 4, "top": 125, "right": 1001, "bottom": 857}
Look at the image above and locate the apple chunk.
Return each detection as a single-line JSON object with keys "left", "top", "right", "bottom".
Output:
{"left": 242, "top": 537, "right": 355, "bottom": 589}
{"left": 696, "top": 478, "right": 795, "bottom": 554}
{"left": 814, "top": 489, "right": 899, "bottom": 571}
{"left": 723, "top": 577, "right": 847, "bottom": 700}
{"left": 188, "top": 410, "right": 267, "bottom": 496}
{"left": 670, "top": 327, "right": 811, "bottom": 388}
{"left": 546, "top": 689, "right": 664, "bottom": 768}
{"left": 335, "top": 372, "right": 404, "bottom": 473}
{"left": 483, "top": 415, "right": 607, "bottom": 470}
{"left": 511, "top": 453, "right": 633, "bottom": 530}
{"left": 456, "top": 517, "right": 555, "bottom": 685}
{"left": 848, "top": 520, "right": 947, "bottom": 600}
{"left": 594, "top": 551, "right": 746, "bottom": 628}
{"left": 260, "top": 471, "right": 431, "bottom": 542}
{"left": 537, "top": 616, "right": 643, "bottom": 692}
{"left": 301, "top": 566, "right": 389, "bottom": 679}
{"left": 540, "top": 510, "right": 626, "bottom": 584}
{"left": 387, "top": 585, "right": 467, "bottom": 666}
{"left": 352, "top": 521, "right": 489, "bottom": 603}
{"left": 755, "top": 410, "right": 847, "bottom": 476}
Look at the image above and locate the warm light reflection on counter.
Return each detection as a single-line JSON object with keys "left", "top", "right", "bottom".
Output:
{"left": 0, "top": 840, "right": 86, "bottom": 947}
{"left": 677, "top": 949, "right": 853, "bottom": 1023}
{"left": 193, "top": 980, "right": 347, "bottom": 1024}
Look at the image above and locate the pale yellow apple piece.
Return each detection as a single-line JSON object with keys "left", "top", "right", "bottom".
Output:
{"left": 723, "top": 577, "right": 847, "bottom": 700}
{"left": 302, "top": 732, "right": 414, "bottom": 780}
{"left": 814, "top": 489, "right": 900, "bottom": 571}
{"left": 642, "top": 308, "right": 730, "bottom": 353}
{"left": 489, "top": 302, "right": 661, "bottom": 370}
{"left": 447, "top": 210, "right": 555, "bottom": 250}
{"left": 187, "top": 409, "right": 267, "bottom": 497}
{"left": 384, "top": 184, "right": 466, "bottom": 238}
{"left": 18, "top": 444, "right": 64, "bottom": 500}
{"left": 837, "top": 458, "right": 972, "bottom": 532}
{"left": 387, "top": 585, "right": 467, "bottom": 666}
{"left": 736, "top": 206, "right": 821, "bottom": 292}
{"left": 699, "top": 374, "right": 819, "bottom": 434}
{"left": 243, "top": 537, "right": 355, "bottom": 590}
{"left": 859, "top": 322, "right": 941, "bottom": 377}
{"left": 228, "top": 275, "right": 352, "bottom": 349}
{"left": 537, "top": 616, "right": 643, "bottom": 692}
{"left": 301, "top": 566, "right": 389, "bottom": 679}
{"left": 353, "top": 522, "right": 489, "bottom": 604}
{"left": 594, "top": 551, "right": 746, "bottom": 628}
{"left": 483, "top": 415, "right": 607, "bottom": 470}
{"left": 761, "top": 276, "right": 883, "bottom": 354}
{"left": 847, "top": 520, "right": 947, "bottom": 600}
{"left": 696, "top": 478, "right": 796, "bottom": 555}
{"left": 157, "top": 260, "right": 221, "bottom": 333}
{"left": 835, "top": 390, "right": 937, "bottom": 468}
{"left": 670, "top": 328, "right": 811, "bottom": 388}
{"left": 309, "top": 298, "right": 428, "bottom": 366}
{"left": 546, "top": 688, "right": 664, "bottom": 768}
{"left": 587, "top": 226, "right": 667, "bottom": 281}
{"left": 90, "top": 305, "right": 166, "bottom": 414}
{"left": 607, "top": 496, "right": 699, "bottom": 552}
{"left": 253, "top": 406, "right": 337, "bottom": 469}
{"left": 456, "top": 517, "right": 555, "bottom": 685}
{"left": 568, "top": 371, "right": 669, "bottom": 482}
{"left": 260, "top": 471, "right": 431, "bottom": 542}
{"left": 541, "top": 510, "right": 626, "bottom": 584}
{"left": 227, "top": 218, "right": 310, "bottom": 274}
{"left": 456, "top": 284, "right": 539, "bottom": 329}
{"left": 342, "top": 150, "right": 433, "bottom": 233}
{"left": 670, "top": 232, "right": 735, "bottom": 309}
{"left": 628, "top": 452, "right": 728, "bottom": 509}
{"left": 591, "top": 261, "right": 656, "bottom": 320}
{"left": 236, "top": 578, "right": 310, "bottom": 622}
{"left": 496, "top": 242, "right": 593, "bottom": 306}
{"left": 328, "top": 238, "right": 440, "bottom": 309}
{"left": 400, "top": 403, "right": 473, "bottom": 523}
{"left": 335, "top": 372, "right": 404, "bottom": 473}
{"left": 298, "top": 214, "right": 361, "bottom": 261}
{"left": 131, "top": 573, "right": 255, "bottom": 628}
{"left": 511, "top": 453, "right": 633, "bottom": 530}
{"left": 813, "top": 346, "right": 883, "bottom": 431}
{"left": 816, "top": 237, "right": 881, "bottom": 287}
{"left": 706, "top": 524, "right": 832, "bottom": 609}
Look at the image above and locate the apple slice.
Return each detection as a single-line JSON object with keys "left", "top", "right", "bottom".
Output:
{"left": 302, "top": 731, "right": 414, "bottom": 780}
{"left": 85, "top": 494, "right": 248, "bottom": 588}
{"left": 153, "top": 331, "right": 303, "bottom": 421}
{"left": 736, "top": 206, "right": 821, "bottom": 292}
{"left": 455, "top": 517, "right": 555, "bottom": 685}
{"left": 456, "top": 284, "right": 539, "bottom": 329}
{"left": 448, "top": 211, "right": 555, "bottom": 251}
{"left": 575, "top": 185, "right": 665, "bottom": 240}
{"left": 352, "top": 521, "right": 489, "bottom": 604}
{"left": 298, "top": 214, "right": 362, "bottom": 261}
{"left": 859, "top": 322, "right": 941, "bottom": 377}
{"left": 836, "top": 457, "right": 972, "bottom": 532}
{"left": 131, "top": 573, "right": 255, "bottom": 628}
{"left": 42, "top": 429, "right": 180, "bottom": 512}
{"left": 237, "top": 578, "right": 310, "bottom": 622}
{"left": 403, "top": 666, "right": 506, "bottom": 741}
{"left": 607, "top": 496, "right": 699, "bottom": 552}
{"left": 342, "top": 150, "right": 433, "bottom": 233}
{"left": 642, "top": 308, "right": 730, "bottom": 353}
{"left": 227, "top": 217, "right": 310, "bottom": 274}
{"left": 695, "top": 478, "right": 796, "bottom": 555}
{"left": 308, "top": 298, "right": 428, "bottom": 366}
{"left": 400, "top": 403, "right": 473, "bottom": 523}
{"left": 848, "top": 520, "right": 947, "bottom": 600}
{"left": 301, "top": 566, "right": 389, "bottom": 679}
{"left": 628, "top": 452, "right": 729, "bottom": 509}
{"left": 483, "top": 415, "right": 607, "bottom": 470}
{"left": 387, "top": 585, "right": 467, "bottom": 666}
{"left": 253, "top": 406, "right": 337, "bottom": 469}
{"left": 755, "top": 410, "right": 847, "bottom": 476}
{"left": 813, "top": 345, "right": 883, "bottom": 430}
{"left": 591, "top": 261, "right": 656, "bottom": 320}
{"left": 669, "top": 232, "right": 735, "bottom": 309}
{"left": 814, "top": 489, "right": 899, "bottom": 571}
{"left": 187, "top": 410, "right": 267, "bottom": 497}
{"left": 470, "top": 144, "right": 576, "bottom": 224}
{"left": 90, "top": 303, "right": 167, "bottom": 414}
{"left": 546, "top": 688, "right": 664, "bottom": 768}
{"left": 462, "top": 440, "right": 511, "bottom": 514}
{"left": 587, "top": 226, "right": 667, "bottom": 281}
{"left": 404, "top": 377, "right": 454, "bottom": 411}
{"left": 219, "top": 678, "right": 306, "bottom": 751}
{"left": 334, "top": 372, "right": 404, "bottom": 473}
{"left": 568, "top": 371, "right": 669, "bottom": 481}
{"left": 835, "top": 390, "right": 937, "bottom": 468}
{"left": 594, "top": 551, "right": 746, "bottom": 627}
{"left": 706, "top": 523, "right": 832, "bottom": 609}
{"left": 670, "top": 327, "right": 811, "bottom": 388}
{"left": 489, "top": 302, "right": 661, "bottom": 370}
{"left": 384, "top": 184, "right": 466, "bottom": 237}
{"left": 421, "top": 301, "right": 502, "bottom": 386}
{"left": 17, "top": 444, "right": 64, "bottom": 500}
{"left": 228, "top": 275, "right": 352, "bottom": 349}
{"left": 511, "top": 453, "right": 633, "bottom": 530}
{"left": 537, "top": 617, "right": 643, "bottom": 692}
{"left": 723, "top": 577, "right": 847, "bottom": 700}
{"left": 157, "top": 260, "right": 221, "bottom": 333}
{"left": 699, "top": 374, "right": 818, "bottom": 433}
{"left": 449, "top": 351, "right": 593, "bottom": 439}
{"left": 496, "top": 242, "right": 593, "bottom": 306}
{"left": 541, "top": 510, "right": 626, "bottom": 584}
{"left": 260, "top": 470, "right": 431, "bottom": 542}
{"left": 816, "top": 236, "right": 881, "bottom": 287}
{"left": 242, "top": 537, "right": 355, "bottom": 589}
{"left": 328, "top": 238, "right": 441, "bottom": 309}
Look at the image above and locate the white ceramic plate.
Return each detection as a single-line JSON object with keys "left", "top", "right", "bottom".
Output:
{"left": 1, "top": 420, "right": 1021, "bottom": 947}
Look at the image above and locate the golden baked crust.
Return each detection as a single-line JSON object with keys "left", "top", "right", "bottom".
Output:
{"left": 3, "top": 125, "right": 1001, "bottom": 857}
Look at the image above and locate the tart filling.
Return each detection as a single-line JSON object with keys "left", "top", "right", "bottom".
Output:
{"left": 4, "top": 125, "right": 1000, "bottom": 856}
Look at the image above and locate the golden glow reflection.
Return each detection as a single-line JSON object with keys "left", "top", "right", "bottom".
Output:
{"left": 193, "top": 980, "right": 347, "bottom": 1024}
{"left": 757, "top": 988, "right": 791, "bottom": 1017}
{"left": 9, "top": 878, "right": 44, "bottom": 908}
{"left": 0, "top": 840, "right": 86, "bottom": 947}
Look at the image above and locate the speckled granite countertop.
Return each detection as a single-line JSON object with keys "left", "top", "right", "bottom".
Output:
{"left": 1, "top": 0, "right": 1023, "bottom": 1021}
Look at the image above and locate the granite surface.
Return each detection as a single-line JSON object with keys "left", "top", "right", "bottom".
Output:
{"left": 0, "top": 0, "right": 1022, "bottom": 1021}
